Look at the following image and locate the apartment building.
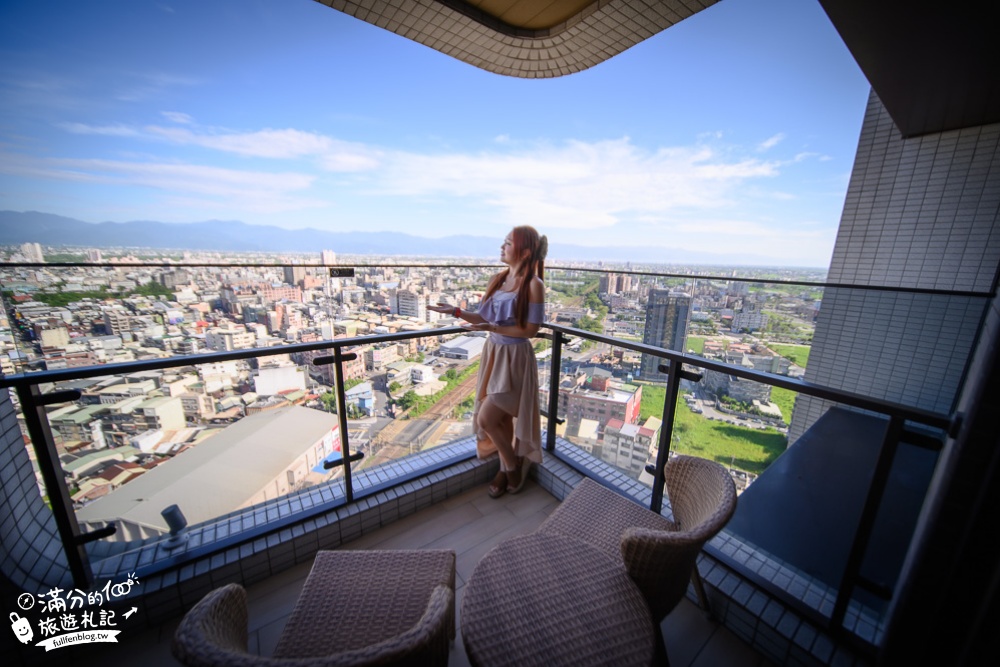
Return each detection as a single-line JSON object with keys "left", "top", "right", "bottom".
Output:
{"left": 204, "top": 324, "right": 256, "bottom": 351}
{"left": 640, "top": 289, "right": 691, "bottom": 381}
{"left": 602, "top": 416, "right": 661, "bottom": 477}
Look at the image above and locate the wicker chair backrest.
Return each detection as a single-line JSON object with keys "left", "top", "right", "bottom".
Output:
{"left": 619, "top": 455, "right": 737, "bottom": 621}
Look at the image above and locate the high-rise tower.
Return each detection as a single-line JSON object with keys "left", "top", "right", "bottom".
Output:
{"left": 640, "top": 289, "right": 691, "bottom": 381}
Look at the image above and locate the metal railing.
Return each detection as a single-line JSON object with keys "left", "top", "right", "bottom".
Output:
{"left": 539, "top": 322, "right": 956, "bottom": 646}
{"left": 0, "top": 319, "right": 956, "bottom": 638}
{"left": 0, "top": 259, "right": 984, "bottom": 650}
{"left": 0, "top": 326, "right": 474, "bottom": 583}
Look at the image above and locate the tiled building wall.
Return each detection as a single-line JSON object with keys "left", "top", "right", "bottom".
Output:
{"left": 878, "top": 290, "right": 1000, "bottom": 663}
{"left": 790, "top": 91, "right": 1000, "bottom": 442}
{"left": 0, "top": 389, "right": 72, "bottom": 592}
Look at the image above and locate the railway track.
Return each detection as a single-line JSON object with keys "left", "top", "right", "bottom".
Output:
{"left": 420, "top": 374, "right": 478, "bottom": 419}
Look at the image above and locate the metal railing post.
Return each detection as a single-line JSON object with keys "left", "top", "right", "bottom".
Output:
{"left": 545, "top": 330, "right": 563, "bottom": 452}
{"left": 649, "top": 360, "right": 684, "bottom": 513}
{"left": 16, "top": 385, "right": 95, "bottom": 588}
{"left": 831, "top": 415, "right": 905, "bottom": 629}
{"left": 331, "top": 347, "right": 358, "bottom": 502}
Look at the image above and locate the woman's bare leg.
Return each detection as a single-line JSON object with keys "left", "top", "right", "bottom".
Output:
{"left": 478, "top": 397, "right": 517, "bottom": 470}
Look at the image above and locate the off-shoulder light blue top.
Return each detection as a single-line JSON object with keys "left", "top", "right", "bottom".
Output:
{"left": 477, "top": 290, "right": 545, "bottom": 345}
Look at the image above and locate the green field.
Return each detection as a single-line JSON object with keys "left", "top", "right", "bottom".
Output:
{"left": 686, "top": 336, "right": 705, "bottom": 354}
{"left": 769, "top": 386, "right": 798, "bottom": 422}
{"left": 767, "top": 343, "right": 811, "bottom": 368}
{"left": 638, "top": 384, "right": 786, "bottom": 475}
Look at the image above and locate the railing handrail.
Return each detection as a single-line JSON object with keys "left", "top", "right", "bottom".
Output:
{"left": 2, "top": 260, "right": 994, "bottom": 298}
{"left": 0, "top": 326, "right": 469, "bottom": 388}
{"left": 544, "top": 322, "right": 953, "bottom": 432}
{"left": 1, "top": 321, "right": 953, "bottom": 432}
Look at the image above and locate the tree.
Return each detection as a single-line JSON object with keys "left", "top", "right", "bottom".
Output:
{"left": 342, "top": 378, "right": 365, "bottom": 391}
{"left": 397, "top": 390, "right": 419, "bottom": 410}
{"left": 388, "top": 381, "right": 402, "bottom": 394}
{"left": 575, "top": 314, "right": 604, "bottom": 334}
{"left": 132, "top": 280, "right": 173, "bottom": 298}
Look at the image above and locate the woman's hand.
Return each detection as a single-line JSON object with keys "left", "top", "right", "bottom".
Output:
{"left": 428, "top": 302, "right": 457, "bottom": 315}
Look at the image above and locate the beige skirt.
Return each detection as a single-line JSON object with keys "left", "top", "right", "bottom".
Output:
{"left": 472, "top": 337, "right": 543, "bottom": 464}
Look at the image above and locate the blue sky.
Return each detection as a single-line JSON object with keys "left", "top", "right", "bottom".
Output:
{"left": 0, "top": 0, "right": 870, "bottom": 266}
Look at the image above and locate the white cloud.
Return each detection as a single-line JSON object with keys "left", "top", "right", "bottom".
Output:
{"left": 0, "top": 150, "right": 320, "bottom": 213}
{"left": 58, "top": 122, "right": 141, "bottom": 137}
{"left": 162, "top": 111, "right": 193, "bottom": 124}
{"left": 142, "top": 125, "right": 382, "bottom": 170}
{"left": 145, "top": 126, "right": 328, "bottom": 158}
{"left": 114, "top": 72, "right": 202, "bottom": 103}
{"left": 318, "top": 147, "right": 382, "bottom": 172}
{"left": 15, "top": 118, "right": 835, "bottom": 260}
{"left": 374, "top": 138, "right": 780, "bottom": 229}
{"left": 757, "top": 133, "right": 785, "bottom": 151}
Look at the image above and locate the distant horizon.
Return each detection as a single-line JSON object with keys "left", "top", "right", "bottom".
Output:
{"left": 0, "top": 209, "right": 830, "bottom": 272}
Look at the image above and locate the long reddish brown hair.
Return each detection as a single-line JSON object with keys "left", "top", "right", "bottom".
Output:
{"left": 482, "top": 225, "right": 547, "bottom": 327}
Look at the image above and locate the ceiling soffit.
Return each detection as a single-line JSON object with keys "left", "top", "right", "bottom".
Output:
{"left": 313, "top": 0, "right": 719, "bottom": 78}
{"left": 818, "top": 0, "right": 1000, "bottom": 137}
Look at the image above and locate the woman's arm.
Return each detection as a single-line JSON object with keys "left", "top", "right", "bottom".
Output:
{"left": 428, "top": 302, "right": 486, "bottom": 325}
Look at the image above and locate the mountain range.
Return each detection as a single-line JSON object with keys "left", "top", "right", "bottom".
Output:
{"left": 0, "top": 211, "right": 797, "bottom": 266}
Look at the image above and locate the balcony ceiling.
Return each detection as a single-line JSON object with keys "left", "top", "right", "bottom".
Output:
{"left": 315, "top": 0, "right": 1000, "bottom": 137}
{"left": 314, "top": 0, "right": 720, "bottom": 78}
{"left": 818, "top": 0, "right": 1000, "bottom": 137}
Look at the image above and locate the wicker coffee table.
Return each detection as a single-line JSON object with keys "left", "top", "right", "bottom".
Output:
{"left": 272, "top": 549, "right": 456, "bottom": 662}
{"left": 461, "top": 532, "right": 654, "bottom": 667}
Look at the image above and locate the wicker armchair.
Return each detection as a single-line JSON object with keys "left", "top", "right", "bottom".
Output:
{"left": 172, "top": 550, "right": 456, "bottom": 667}
{"left": 537, "top": 456, "right": 736, "bottom": 656}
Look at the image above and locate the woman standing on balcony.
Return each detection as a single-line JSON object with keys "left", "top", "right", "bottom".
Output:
{"left": 429, "top": 226, "right": 547, "bottom": 498}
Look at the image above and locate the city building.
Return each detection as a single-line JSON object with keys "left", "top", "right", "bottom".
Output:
{"left": 159, "top": 269, "right": 190, "bottom": 290}
{"left": 37, "top": 326, "right": 70, "bottom": 349}
{"left": 204, "top": 324, "right": 256, "bottom": 351}
{"left": 132, "top": 396, "right": 186, "bottom": 433}
{"left": 178, "top": 391, "right": 216, "bottom": 422}
{"left": 731, "top": 305, "right": 769, "bottom": 333}
{"left": 283, "top": 266, "right": 307, "bottom": 286}
{"left": 437, "top": 335, "right": 486, "bottom": 360}
{"left": 49, "top": 404, "right": 108, "bottom": 449}
{"left": 344, "top": 381, "right": 375, "bottom": 416}
{"left": 639, "top": 289, "right": 691, "bottom": 382}
{"left": 394, "top": 288, "right": 427, "bottom": 322}
{"left": 603, "top": 416, "right": 661, "bottom": 477}
{"left": 102, "top": 306, "right": 132, "bottom": 335}
{"left": 363, "top": 344, "right": 401, "bottom": 371}
{"left": 20, "top": 242, "right": 43, "bottom": 263}
{"left": 552, "top": 375, "right": 642, "bottom": 438}
{"left": 75, "top": 405, "right": 340, "bottom": 541}
{"left": 252, "top": 364, "right": 307, "bottom": 396}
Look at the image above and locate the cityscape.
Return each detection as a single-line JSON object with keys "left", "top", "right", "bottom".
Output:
{"left": 1, "top": 239, "right": 819, "bottom": 541}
